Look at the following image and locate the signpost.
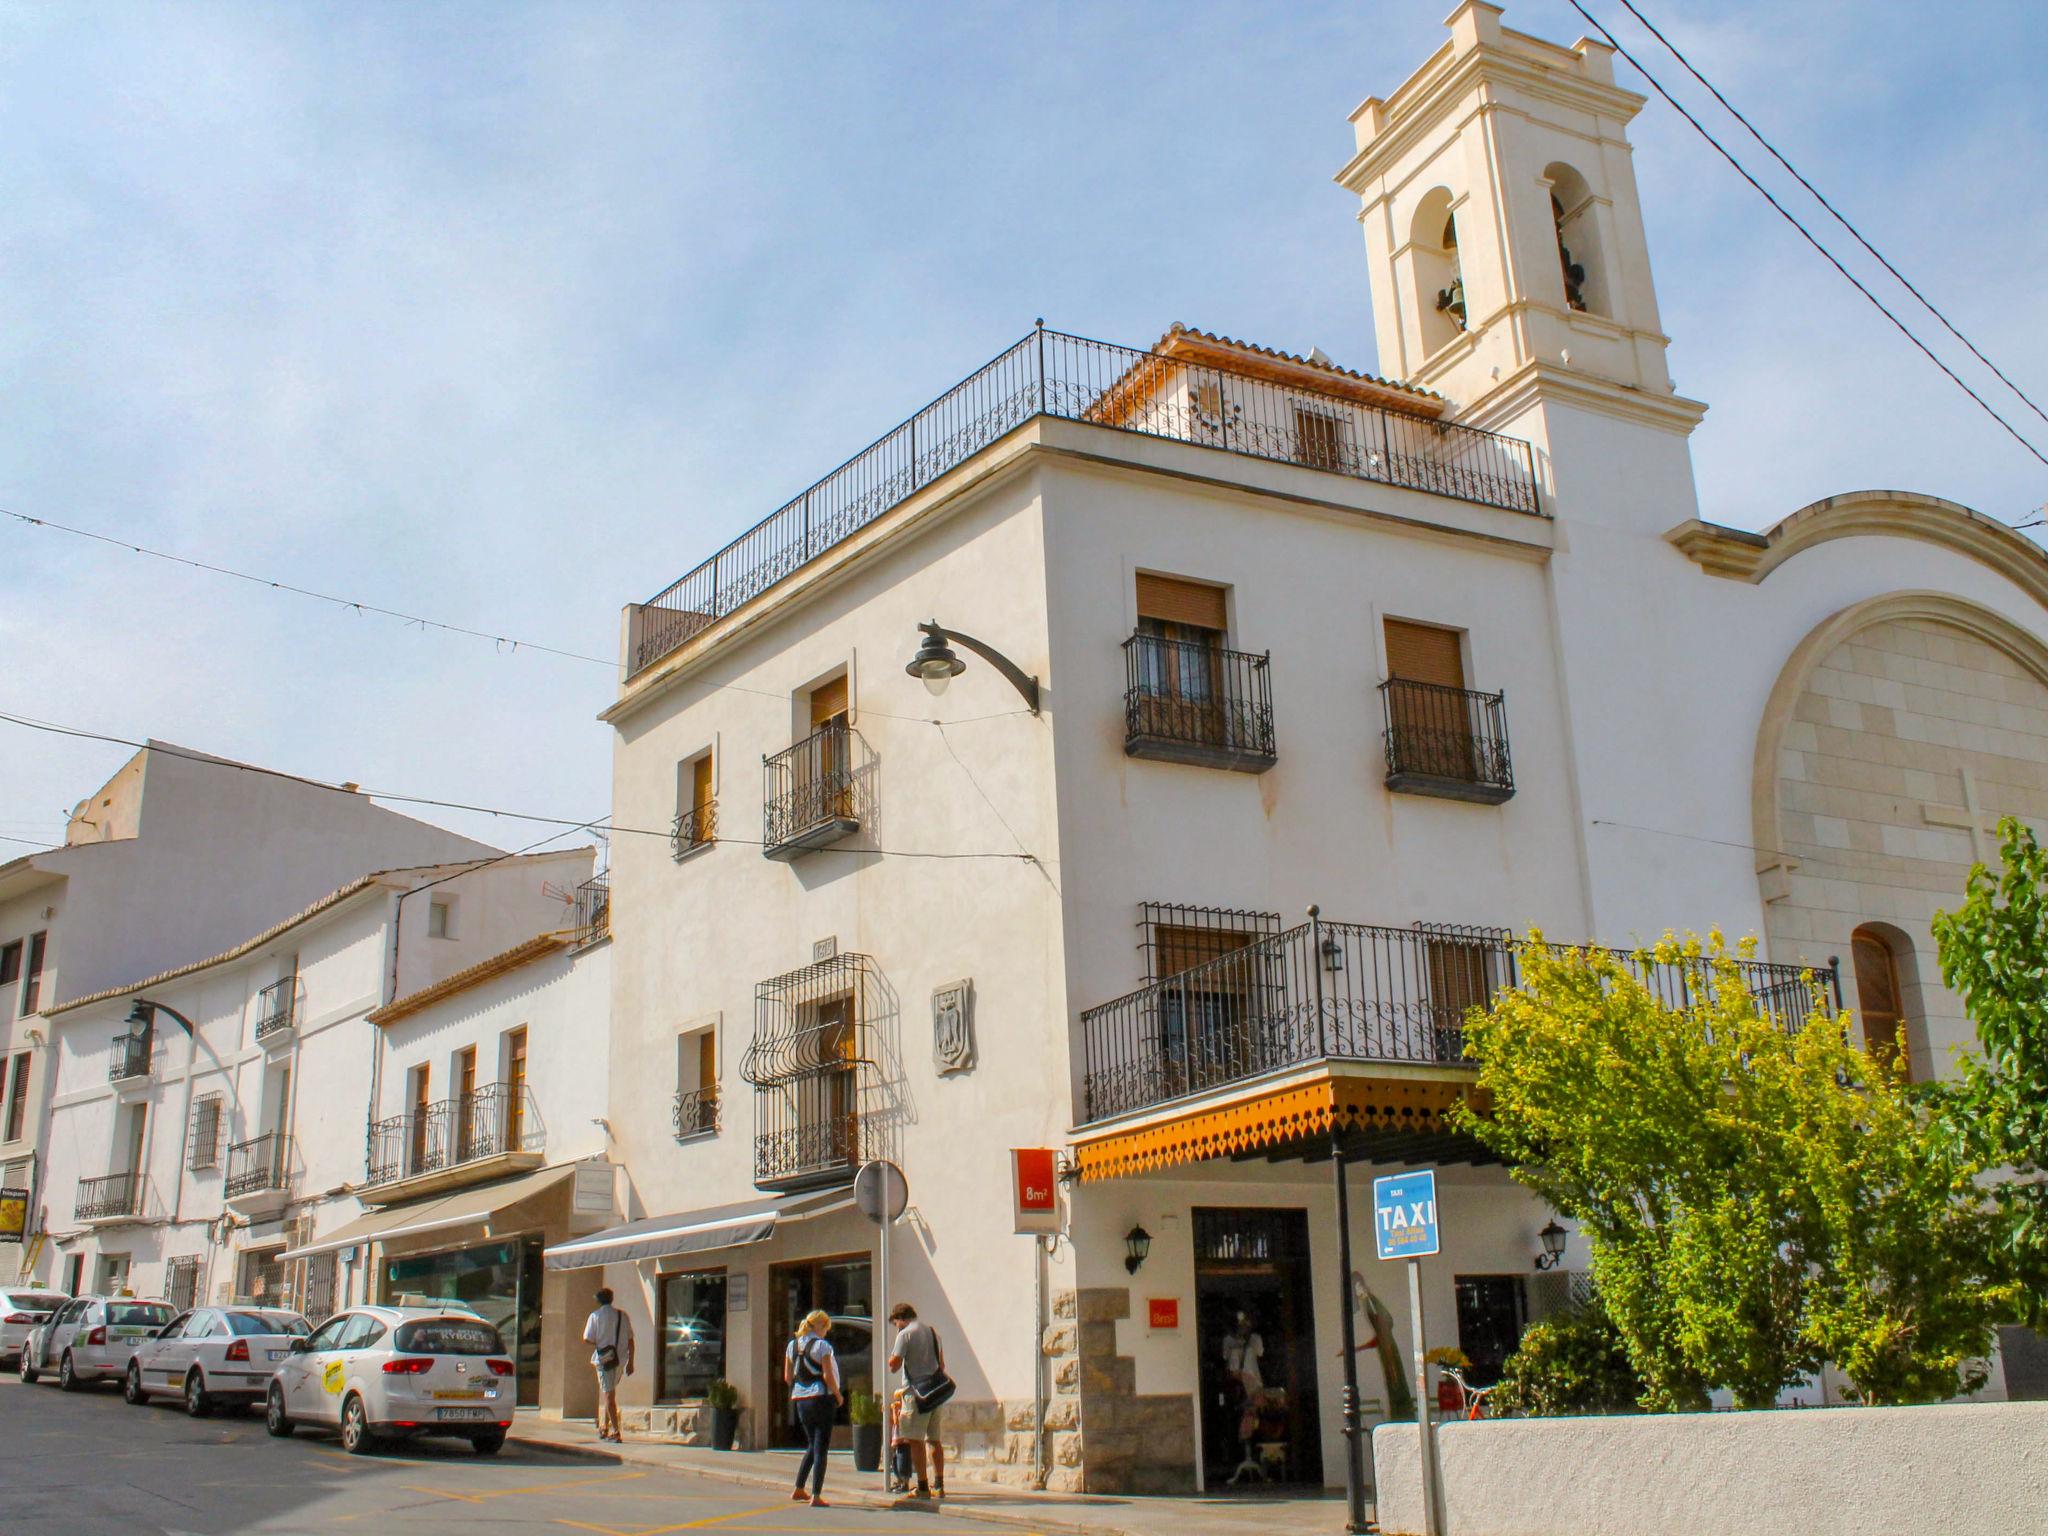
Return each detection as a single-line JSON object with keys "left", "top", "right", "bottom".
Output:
{"left": 1375, "top": 1169, "right": 1442, "bottom": 1536}
{"left": 855, "top": 1159, "right": 909, "bottom": 1493}
{"left": 1012, "top": 1149, "right": 1063, "bottom": 1489}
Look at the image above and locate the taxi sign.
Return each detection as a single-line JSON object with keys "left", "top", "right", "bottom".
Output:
{"left": 1373, "top": 1170, "right": 1440, "bottom": 1261}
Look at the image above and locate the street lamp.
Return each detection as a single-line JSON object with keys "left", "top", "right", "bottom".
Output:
{"left": 904, "top": 621, "right": 1040, "bottom": 714}
{"left": 125, "top": 998, "right": 197, "bottom": 1037}
{"left": 1533, "top": 1218, "right": 1568, "bottom": 1271}
{"left": 1123, "top": 1223, "right": 1152, "bottom": 1276}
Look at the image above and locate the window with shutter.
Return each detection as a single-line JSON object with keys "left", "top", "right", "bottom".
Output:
{"left": 1383, "top": 618, "right": 1465, "bottom": 689}
{"left": 1384, "top": 618, "right": 1477, "bottom": 781}
{"left": 1133, "top": 576, "right": 1228, "bottom": 738}
{"left": 1136, "top": 574, "right": 1228, "bottom": 633}
{"left": 188, "top": 1094, "right": 223, "bottom": 1171}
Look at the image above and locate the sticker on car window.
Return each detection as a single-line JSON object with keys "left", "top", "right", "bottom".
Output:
{"left": 322, "top": 1359, "right": 345, "bottom": 1394}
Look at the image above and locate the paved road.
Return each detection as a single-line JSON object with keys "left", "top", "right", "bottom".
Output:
{"left": 1, "top": 1375, "right": 973, "bottom": 1536}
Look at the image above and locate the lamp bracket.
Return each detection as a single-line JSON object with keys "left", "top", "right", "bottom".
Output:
{"left": 919, "top": 621, "right": 1040, "bottom": 714}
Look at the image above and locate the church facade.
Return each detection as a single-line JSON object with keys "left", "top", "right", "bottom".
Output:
{"left": 582, "top": 1, "right": 2048, "bottom": 1496}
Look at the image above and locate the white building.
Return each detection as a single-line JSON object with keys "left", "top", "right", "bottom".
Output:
{"left": 1, "top": 741, "right": 501, "bottom": 1284}
{"left": 35, "top": 848, "right": 604, "bottom": 1410}
{"left": 562, "top": 0, "right": 2044, "bottom": 1494}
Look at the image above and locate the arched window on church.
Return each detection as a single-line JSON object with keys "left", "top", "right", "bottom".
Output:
{"left": 1543, "top": 163, "right": 1606, "bottom": 317}
{"left": 1851, "top": 924, "right": 1916, "bottom": 1081}
{"left": 1411, "top": 188, "right": 1464, "bottom": 356}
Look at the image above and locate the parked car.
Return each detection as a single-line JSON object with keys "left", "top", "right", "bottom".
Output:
{"left": 125, "top": 1306, "right": 311, "bottom": 1417}
{"left": 0, "top": 1288, "right": 69, "bottom": 1369}
{"left": 265, "top": 1306, "right": 514, "bottom": 1456}
{"left": 28, "top": 1295, "right": 176, "bottom": 1390}
{"left": 20, "top": 1295, "right": 101, "bottom": 1384}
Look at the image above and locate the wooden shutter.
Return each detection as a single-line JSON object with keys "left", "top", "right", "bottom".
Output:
{"left": 1384, "top": 619, "right": 1466, "bottom": 689}
{"left": 692, "top": 754, "right": 714, "bottom": 816}
{"left": 1136, "top": 574, "right": 1227, "bottom": 632}
{"left": 698, "top": 1031, "right": 718, "bottom": 1099}
{"left": 809, "top": 675, "right": 849, "bottom": 727}
{"left": 1156, "top": 925, "right": 1253, "bottom": 980}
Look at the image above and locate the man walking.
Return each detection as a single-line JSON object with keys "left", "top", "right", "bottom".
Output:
{"left": 887, "top": 1303, "right": 946, "bottom": 1499}
{"left": 583, "top": 1286, "right": 635, "bottom": 1443}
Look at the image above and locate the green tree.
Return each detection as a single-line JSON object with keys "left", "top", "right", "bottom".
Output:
{"left": 1455, "top": 934, "right": 2009, "bottom": 1408}
{"left": 1488, "top": 1298, "right": 1644, "bottom": 1417}
{"left": 1932, "top": 815, "right": 2048, "bottom": 1322}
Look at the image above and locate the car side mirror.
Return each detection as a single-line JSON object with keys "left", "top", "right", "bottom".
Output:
{"left": 288, "top": 1337, "right": 313, "bottom": 1354}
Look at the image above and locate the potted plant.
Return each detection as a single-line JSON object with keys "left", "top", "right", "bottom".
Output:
{"left": 705, "top": 1379, "right": 743, "bottom": 1450}
{"left": 847, "top": 1389, "right": 884, "bottom": 1472}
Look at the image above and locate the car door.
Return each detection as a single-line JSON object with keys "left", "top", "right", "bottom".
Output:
{"left": 137, "top": 1311, "right": 190, "bottom": 1390}
{"left": 291, "top": 1313, "right": 354, "bottom": 1422}
{"left": 50, "top": 1301, "right": 92, "bottom": 1366}
{"left": 333, "top": 1313, "right": 387, "bottom": 1411}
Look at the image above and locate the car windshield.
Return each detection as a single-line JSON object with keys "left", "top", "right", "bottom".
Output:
{"left": 108, "top": 1303, "right": 175, "bottom": 1328}
{"left": 392, "top": 1318, "right": 504, "bottom": 1355}
{"left": 6, "top": 1294, "right": 66, "bottom": 1312}
{"left": 225, "top": 1310, "right": 309, "bottom": 1336}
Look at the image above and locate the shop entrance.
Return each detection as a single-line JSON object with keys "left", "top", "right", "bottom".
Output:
{"left": 381, "top": 1235, "right": 545, "bottom": 1407}
{"left": 1193, "top": 1207, "right": 1323, "bottom": 1489}
{"left": 766, "top": 1253, "right": 873, "bottom": 1447}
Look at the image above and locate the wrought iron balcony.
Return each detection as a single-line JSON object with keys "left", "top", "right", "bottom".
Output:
{"left": 753, "top": 1103, "right": 880, "bottom": 1191}
{"left": 254, "top": 977, "right": 297, "bottom": 1041}
{"left": 224, "top": 1132, "right": 290, "bottom": 1199}
{"left": 108, "top": 1032, "right": 151, "bottom": 1084}
{"left": 745, "top": 952, "right": 877, "bottom": 1190}
{"left": 671, "top": 802, "right": 717, "bottom": 860}
{"left": 1078, "top": 917, "right": 1835, "bottom": 1124}
{"left": 672, "top": 1086, "right": 720, "bottom": 1140}
{"left": 627, "top": 326, "right": 1542, "bottom": 674}
{"left": 75, "top": 1171, "right": 141, "bottom": 1222}
{"left": 364, "top": 1081, "right": 539, "bottom": 1190}
{"left": 762, "top": 724, "right": 870, "bottom": 860}
{"left": 1122, "top": 634, "right": 1276, "bottom": 772}
{"left": 570, "top": 874, "right": 610, "bottom": 945}
{"left": 1380, "top": 678, "right": 1515, "bottom": 803}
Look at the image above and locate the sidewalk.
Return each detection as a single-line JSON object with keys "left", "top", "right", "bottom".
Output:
{"left": 509, "top": 1411, "right": 1358, "bottom": 1536}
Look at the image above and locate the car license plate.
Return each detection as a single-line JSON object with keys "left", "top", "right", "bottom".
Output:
{"left": 267, "top": 1349, "right": 287, "bottom": 1361}
{"left": 435, "top": 1406, "right": 492, "bottom": 1422}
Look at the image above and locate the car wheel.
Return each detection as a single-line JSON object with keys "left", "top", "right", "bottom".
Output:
{"left": 471, "top": 1431, "right": 506, "bottom": 1456}
{"left": 18, "top": 1351, "right": 38, "bottom": 1385}
{"left": 58, "top": 1351, "right": 81, "bottom": 1392}
{"left": 184, "top": 1369, "right": 212, "bottom": 1418}
{"left": 340, "top": 1393, "right": 376, "bottom": 1455}
{"left": 124, "top": 1361, "right": 149, "bottom": 1406}
{"left": 265, "top": 1383, "right": 294, "bottom": 1438}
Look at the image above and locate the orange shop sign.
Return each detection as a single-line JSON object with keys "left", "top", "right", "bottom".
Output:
{"left": 1012, "top": 1148, "right": 1061, "bottom": 1235}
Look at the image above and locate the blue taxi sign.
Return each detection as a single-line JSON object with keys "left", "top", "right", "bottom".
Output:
{"left": 1372, "top": 1169, "right": 1440, "bottom": 1261}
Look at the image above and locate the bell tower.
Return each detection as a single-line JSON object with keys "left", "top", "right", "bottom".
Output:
{"left": 1336, "top": 2, "right": 1705, "bottom": 463}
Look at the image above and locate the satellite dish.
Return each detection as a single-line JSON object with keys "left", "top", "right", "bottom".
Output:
{"left": 853, "top": 1160, "right": 908, "bottom": 1226}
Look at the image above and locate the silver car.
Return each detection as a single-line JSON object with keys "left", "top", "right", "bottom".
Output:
{"left": 0, "top": 1288, "right": 68, "bottom": 1368}
{"left": 28, "top": 1295, "right": 176, "bottom": 1390}
{"left": 266, "top": 1305, "right": 515, "bottom": 1456}
{"left": 125, "top": 1306, "right": 311, "bottom": 1416}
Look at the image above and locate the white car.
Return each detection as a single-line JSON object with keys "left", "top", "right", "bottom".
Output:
{"left": 124, "top": 1306, "right": 311, "bottom": 1417}
{"left": 265, "top": 1305, "right": 515, "bottom": 1456}
{"left": 27, "top": 1295, "right": 176, "bottom": 1390}
{"left": 0, "top": 1288, "right": 69, "bottom": 1369}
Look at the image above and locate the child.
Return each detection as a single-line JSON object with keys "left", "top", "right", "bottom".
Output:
{"left": 888, "top": 1387, "right": 916, "bottom": 1493}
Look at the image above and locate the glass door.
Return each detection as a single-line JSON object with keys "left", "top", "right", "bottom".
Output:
{"left": 767, "top": 1254, "right": 873, "bottom": 1447}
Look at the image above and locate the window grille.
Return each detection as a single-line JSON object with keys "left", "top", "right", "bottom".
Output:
{"left": 744, "top": 953, "right": 878, "bottom": 1189}
{"left": 166, "top": 1256, "right": 201, "bottom": 1310}
{"left": 187, "top": 1093, "right": 224, "bottom": 1172}
{"left": 1138, "top": 902, "right": 1281, "bottom": 984}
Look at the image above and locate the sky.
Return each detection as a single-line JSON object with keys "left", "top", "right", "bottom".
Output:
{"left": 2, "top": 0, "right": 2044, "bottom": 858}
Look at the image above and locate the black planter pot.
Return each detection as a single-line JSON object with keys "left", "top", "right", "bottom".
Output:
{"left": 708, "top": 1405, "right": 740, "bottom": 1450}
{"left": 851, "top": 1421, "right": 883, "bottom": 1472}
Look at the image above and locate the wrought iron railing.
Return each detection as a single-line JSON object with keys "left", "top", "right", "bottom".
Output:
{"left": 753, "top": 1082, "right": 878, "bottom": 1189}
{"left": 254, "top": 976, "right": 297, "bottom": 1040}
{"left": 762, "top": 724, "right": 868, "bottom": 858}
{"left": 1078, "top": 917, "right": 1837, "bottom": 1123}
{"left": 671, "top": 802, "right": 717, "bottom": 859}
{"left": 364, "top": 1081, "right": 539, "bottom": 1188}
{"left": 570, "top": 874, "right": 610, "bottom": 943}
{"left": 75, "top": 1171, "right": 141, "bottom": 1221}
{"left": 108, "top": 1032, "right": 151, "bottom": 1083}
{"left": 672, "top": 1086, "right": 720, "bottom": 1140}
{"left": 224, "top": 1132, "right": 290, "bottom": 1198}
{"left": 1123, "top": 634, "right": 1276, "bottom": 767}
{"left": 628, "top": 326, "right": 1542, "bottom": 673}
{"left": 746, "top": 952, "right": 876, "bottom": 1189}
{"left": 1380, "top": 678, "right": 1514, "bottom": 797}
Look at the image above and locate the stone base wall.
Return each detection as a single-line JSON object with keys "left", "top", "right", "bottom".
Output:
{"left": 1051, "top": 1285, "right": 1198, "bottom": 1495}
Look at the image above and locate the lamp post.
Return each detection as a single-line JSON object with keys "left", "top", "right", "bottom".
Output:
{"left": 1313, "top": 904, "right": 1370, "bottom": 1534}
{"left": 905, "top": 622, "right": 1040, "bottom": 714}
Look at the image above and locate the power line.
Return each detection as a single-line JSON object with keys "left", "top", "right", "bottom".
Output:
{"left": 1610, "top": 0, "right": 2048, "bottom": 432}
{"left": 1565, "top": 0, "right": 2048, "bottom": 469}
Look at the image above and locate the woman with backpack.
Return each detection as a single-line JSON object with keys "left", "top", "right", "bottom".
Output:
{"left": 784, "top": 1309, "right": 843, "bottom": 1507}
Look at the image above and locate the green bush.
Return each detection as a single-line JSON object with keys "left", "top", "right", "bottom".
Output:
{"left": 704, "top": 1379, "right": 741, "bottom": 1410}
{"left": 846, "top": 1389, "right": 882, "bottom": 1426}
{"left": 1489, "top": 1303, "right": 1646, "bottom": 1417}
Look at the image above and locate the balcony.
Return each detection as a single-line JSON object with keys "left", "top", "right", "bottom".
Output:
{"left": 570, "top": 874, "right": 611, "bottom": 947}
{"left": 626, "top": 326, "right": 1542, "bottom": 675}
{"left": 254, "top": 977, "right": 298, "bottom": 1047}
{"left": 75, "top": 1171, "right": 143, "bottom": 1225}
{"left": 223, "top": 1132, "right": 291, "bottom": 1217}
{"left": 361, "top": 1081, "right": 542, "bottom": 1205}
{"left": 743, "top": 953, "right": 878, "bottom": 1191}
{"left": 762, "top": 724, "right": 870, "bottom": 861}
{"left": 1077, "top": 917, "right": 1831, "bottom": 1125}
{"left": 1380, "top": 678, "right": 1515, "bottom": 804}
{"left": 672, "top": 1086, "right": 720, "bottom": 1141}
{"left": 1122, "top": 634, "right": 1276, "bottom": 772}
{"left": 108, "top": 1032, "right": 151, "bottom": 1088}
{"left": 671, "top": 802, "right": 717, "bottom": 862}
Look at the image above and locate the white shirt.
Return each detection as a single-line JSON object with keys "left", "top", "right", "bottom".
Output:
{"left": 583, "top": 1304, "right": 632, "bottom": 1366}
{"left": 1224, "top": 1329, "right": 1265, "bottom": 1389}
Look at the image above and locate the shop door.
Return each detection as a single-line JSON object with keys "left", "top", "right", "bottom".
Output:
{"left": 1193, "top": 1208, "right": 1323, "bottom": 1489}
{"left": 766, "top": 1254, "right": 873, "bottom": 1447}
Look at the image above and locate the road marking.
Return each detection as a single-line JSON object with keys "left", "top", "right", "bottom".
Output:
{"left": 552, "top": 1502, "right": 794, "bottom": 1536}
{"left": 404, "top": 1469, "right": 649, "bottom": 1505}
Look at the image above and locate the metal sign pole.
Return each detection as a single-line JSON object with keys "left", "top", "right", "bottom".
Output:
{"left": 878, "top": 1207, "right": 889, "bottom": 1495}
{"left": 1408, "top": 1255, "right": 1441, "bottom": 1536}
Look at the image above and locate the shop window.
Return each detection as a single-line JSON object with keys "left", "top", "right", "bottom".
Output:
{"left": 658, "top": 1269, "right": 729, "bottom": 1402}
{"left": 1452, "top": 1275, "right": 1528, "bottom": 1386}
{"left": 239, "top": 1248, "right": 287, "bottom": 1307}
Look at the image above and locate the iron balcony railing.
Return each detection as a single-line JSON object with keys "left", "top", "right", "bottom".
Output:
{"left": 254, "top": 976, "right": 297, "bottom": 1040}
{"left": 1123, "top": 633, "right": 1276, "bottom": 770}
{"left": 224, "top": 1132, "right": 290, "bottom": 1198}
{"left": 628, "top": 326, "right": 1542, "bottom": 673}
{"left": 1078, "top": 917, "right": 1837, "bottom": 1124}
{"left": 671, "top": 802, "right": 717, "bottom": 860}
{"left": 1380, "top": 678, "right": 1515, "bottom": 801}
{"left": 746, "top": 952, "right": 877, "bottom": 1190}
{"left": 109, "top": 1032, "right": 151, "bottom": 1083}
{"left": 754, "top": 1102, "right": 879, "bottom": 1190}
{"left": 672, "top": 1086, "right": 720, "bottom": 1140}
{"left": 762, "top": 724, "right": 869, "bottom": 859}
{"left": 364, "top": 1081, "right": 538, "bottom": 1188}
{"left": 75, "top": 1171, "right": 141, "bottom": 1222}
{"left": 570, "top": 874, "right": 610, "bottom": 943}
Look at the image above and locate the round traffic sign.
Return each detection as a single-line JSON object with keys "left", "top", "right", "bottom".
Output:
{"left": 853, "top": 1159, "right": 909, "bottom": 1225}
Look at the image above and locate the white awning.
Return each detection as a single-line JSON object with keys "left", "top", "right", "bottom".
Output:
{"left": 279, "top": 1163, "right": 581, "bottom": 1262}
{"left": 543, "top": 1188, "right": 853, "bottom": 1271}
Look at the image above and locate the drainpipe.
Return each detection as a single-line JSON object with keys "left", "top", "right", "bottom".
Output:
{"left": 1032, "top": 1233, "right": 1048, "bottom": 1488}
{"left": 367, "top": 888, "right": 408, "bottom": 1169}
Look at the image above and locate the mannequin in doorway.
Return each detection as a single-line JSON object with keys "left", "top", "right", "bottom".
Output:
{"left": 1223, "top": 1312, "right": 1265, "bottom": 1397}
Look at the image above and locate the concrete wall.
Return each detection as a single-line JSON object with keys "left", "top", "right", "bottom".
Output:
{"left": 1372, "top": 1402, "right": 2048, "bottom": 1536}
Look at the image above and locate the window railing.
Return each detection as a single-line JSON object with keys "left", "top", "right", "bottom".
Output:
{"left": 75, "top": 1171, "right": 141, "bottom": 1222}
{"left": 108, "top": 1032, "right": 151, "bottom": 1083}
{"left": 364, "top": 1081, "right": 538, "bottom": 1188}
{"left": 1078, "top": 917, "right": 1836, "bottom": 1123}
{"left": 571, "top": 875, "right": 610, "bottom": 944}
{"left": 627, "top": 326, "right": 1542, "bottom": 674}
{"left": 224, "top": 1132, "right": 290, "bottom": 1198}
{"left": 745, "top": 952, "right": 876, "bottom": 1190}
{"left": 254, "top": 977, "right": 297, "bottom": 1040}
{"left": 1380, "top": 678, "right": 1514, "bottom": 801}
{"left": 762, "top": 724, "right": 869, "bottom": 859}
{"left": 672, "top": 802, "right": 717, "bottom": 860}
{"left": 1122, "top": 634, "right": 1276, "bottom": 771}
{"left": 672, "top": 1086, "right": 720, "bottom": 1140}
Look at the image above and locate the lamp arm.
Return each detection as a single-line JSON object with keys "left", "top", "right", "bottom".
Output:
{"left": 138, "top": 999, "right": 198, "bottom": 1037}
{"left": 922, "top": 622, "right": 1040, "bottom": 714}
